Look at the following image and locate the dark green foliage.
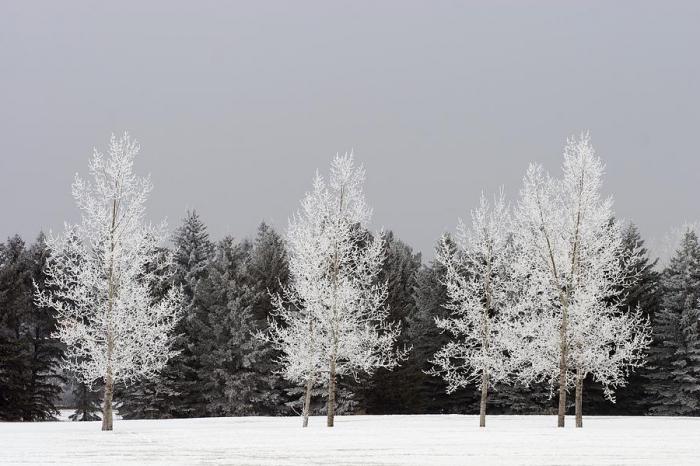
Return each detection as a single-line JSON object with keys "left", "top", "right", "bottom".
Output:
{"left": 286, "top": 384, "right": 358, "bottom": 416}
{"left": 118, "top": 211, "right": 214, "bottom": 419}
{"left": 0, "top": 220, "right": 688, "bottom": 420}
{"left": 0, "top": 234, "right": 63, "bottom": 421}
{"left": 241, "top": 223, "right": 292, "bottom": 414}
{"left": 23, "top": 235, "right": 65, "bottom": 420}
{"left": 581, "top": 224, "right": 661, "bottom": 415}
{"left": 403, "top": 237, "right": 479, "bottom": 414}
{"left": 0, "top": 236, "right": 32, "bottom": 421}
{"left": 491, "top": 381, "right": 557, "bottom": 415}
{"left": 646, "top": 229, "right": 700, "bottom": 415}
{"left": 167, "top": 210, "right": 216, "bottom": 418}
{"left": 198, "top": 223, "right": 292, "bottom": 416}
{"left": 69, "top": 379, "right": 102, "bottom": 421}
{"left": 361, "top": 232, "right": 422, "bottom": 414}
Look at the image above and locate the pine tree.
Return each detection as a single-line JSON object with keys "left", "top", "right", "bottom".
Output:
{"left": 646, "top": 229, "right": 700, "bottom": 415}
{"left": 168, "top": 210, "right": 215, "bottom": 417}
{"left": 0, "top": 235, "right": 33, "bottom": 421}
{"left": 407, "top": 237, "right": 479, "bottom": 415}
{"left": 69, "top": 378, "right": 102, "bottom": 421}
{"left": 24, "top": 233, "right": 65, "bottom": 421}
{"left": 583, "top": 223, "right": 661, "bottom": 415}
{"left": 361, "top": 231, "right": 422, "bottom": 414}
{"left": 243, "top": 223, "right": 292, "bottom": 414}
{"left": 0, "top": 234, "right": 64, "bottom": 421}
{"left": 194, "top": 226, "right": 292, "bottom": 417}
{"left": 117, "top": 247, "right": 184, "bottom": 420}
{"left": 119, "top": 211, "right": 215, "bottom": 420}
{"left": 196, "top": 237, "right": 258, "bottom": 416}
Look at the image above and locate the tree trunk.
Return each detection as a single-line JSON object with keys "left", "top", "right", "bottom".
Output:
{"left": 101, "top": 198, "right": 118, "bottom": 432}
{"left": 575, "top": 369, "right": 583, "bottom": 428}
{"left": 479, "top": 370, "right": 488, "bottom": 428}
{"left": 557, "top": 305, "right": 568, "bottom": 428}
{"left": 327, "top": 358, "right": 336, "bottom": 427}
{"left": 302, "top": 375, "right": 314, "bottom": 428}
{"left": 101, "top": 371, "right": 113, "bottom": 431}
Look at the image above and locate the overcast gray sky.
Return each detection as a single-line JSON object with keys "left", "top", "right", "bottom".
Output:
{"left": 1, "top": 1, "right": 699, "bottom": 258}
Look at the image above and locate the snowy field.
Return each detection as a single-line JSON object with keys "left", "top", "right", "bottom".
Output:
{"left": 1, "top": 414, "right": 699, "bottom": 465}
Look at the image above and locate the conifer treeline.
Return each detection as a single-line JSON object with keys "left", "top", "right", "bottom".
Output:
{"left": 1, "top": 212, "right": 699, "bottom": 420}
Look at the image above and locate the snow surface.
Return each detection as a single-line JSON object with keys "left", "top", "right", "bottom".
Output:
{"left": 1, "top": 415, "right": 699, "bottom": 465}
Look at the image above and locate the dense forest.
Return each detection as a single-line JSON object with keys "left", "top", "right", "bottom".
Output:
{"left": 2, "top": 133, "right": 699, "bottom": 425}
{"left": 2, "top": 210, "right": 699, "bottom": 421}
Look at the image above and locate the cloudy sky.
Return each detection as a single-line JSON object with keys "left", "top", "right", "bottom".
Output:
{"left": 1, "top": 1, "right": 698, "bottom": 257}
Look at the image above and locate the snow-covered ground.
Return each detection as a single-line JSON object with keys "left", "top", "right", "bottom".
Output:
{"left": 1, "top": 414, "right": 698, "bottom": 465}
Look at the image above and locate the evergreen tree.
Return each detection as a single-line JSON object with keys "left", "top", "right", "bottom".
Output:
{"left": 0, "top": 234, "right": 63, "bottom": 421}
{"left": 362, "top": 231, "right": 422, "bottom": 414}
{"left": 69, "top": 379, "right": 102, "bottom": 421}
{"left": 119, "top": 211, "right": 214, "bottom": 419}
{"left": 646, "top": 229, "right": 700, "bottom": 415}
{"left": 197, "top": 226, "right": 291, "bottom": 417}
{"left": 582, "top": 224, "right": 661, "bottom": 415}
{"left": 490, "top": 381, "right": 556, "bottom": 414}
{"left": 23, "top": 233, "right": 65, "bottom": 421}
{"left": 243, "top": 223, "right": 292, "bottom": 414}
{"left": 197, "top": 237, "right": 255, "bottom": 415}
{"left": 0, "top": 235, "right": 32, "bottom": 421}
{"left": 168, "top": 210, "right": 215, "bottom": 418}
{"left": 406, "top": 236, "right": 479, "bottom": 414}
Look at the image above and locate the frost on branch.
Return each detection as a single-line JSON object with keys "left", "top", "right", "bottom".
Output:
{"left": 260, "top": 153, "right": 406, "bottom": 427}
{"left": 35, "top": 132, "right": 183, "bottom": 430}
{"left": 514, "top": 132, "right": 651, "bottom": 426}
{"left": 430, "top": 190, "right": 526, "bottom": 426}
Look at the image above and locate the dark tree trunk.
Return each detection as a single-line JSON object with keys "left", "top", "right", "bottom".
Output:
{"left": 557, "top": 307, "right": 568, "bottom": 428}
{"left": 302, "top": 376, "right": 314, "bottom": 428}
{"left": 327, "top": 358, "right": 336, "bottom": 427}
{"left": 101, "top": 372, "right": 113, "bottom": 431}
{"left": 479, "top": 370, "right": 488, "bottom": 428}
{"left": 575, "top": 370, "right": 583, "bottom": 428}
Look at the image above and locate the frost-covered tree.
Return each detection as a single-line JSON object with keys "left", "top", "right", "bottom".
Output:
{"left": 515, "top": 133, "right": 651, "bottom": 427}
{"left": 584, "top": 223, "right": 661, "bottom": 415}
{"left": 646, "top": 229, "right": 700, "bottom": 415}
{"left": 36, "top": 132, "right": 183, "bottom": 431}
{"left": 431, "top": 191, "right": 522, "bottom": 427}
{"left": 116, "top": 246, "right": 182, "bottom": 420}
{"left": 263, "top": 153, "right": 405, "bottom": 427}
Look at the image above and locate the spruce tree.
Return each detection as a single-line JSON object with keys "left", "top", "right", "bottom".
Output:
{"left": 24, "top": 233, "right": 64, "bottom": 421}
{"left": 0, "top": 236, "right": 32, "bottom": 421}
{"left": 646, "top": 229, "right": 700, "bottom": 415}
{"left": 362, "top": 232, "right": 421, "bottom": 414}
{"left": 119, "top": 211, "right": 214, "bottom": 419}
{"left": 168, "top": 210, "right": 215, "bottom": 417}
{"left": 243, "top": 223, "right": 292, "bottom": 414}
{"left": 0, "top": 234, "right": 63, "bottom": 421}
{"left": 582, "top": 224, "right": 660, "bottom": 415}
{"left": 196, "top": 227, "right": 292, "bottom": 417}
{"left": 407, "top": 236, "right": 479, "bottom": 414}
{"left": 69, "top": 379, "right": 102, "bottom": 421}
{"left": 196, "top": 237, "right": 253, "bottom": 415}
